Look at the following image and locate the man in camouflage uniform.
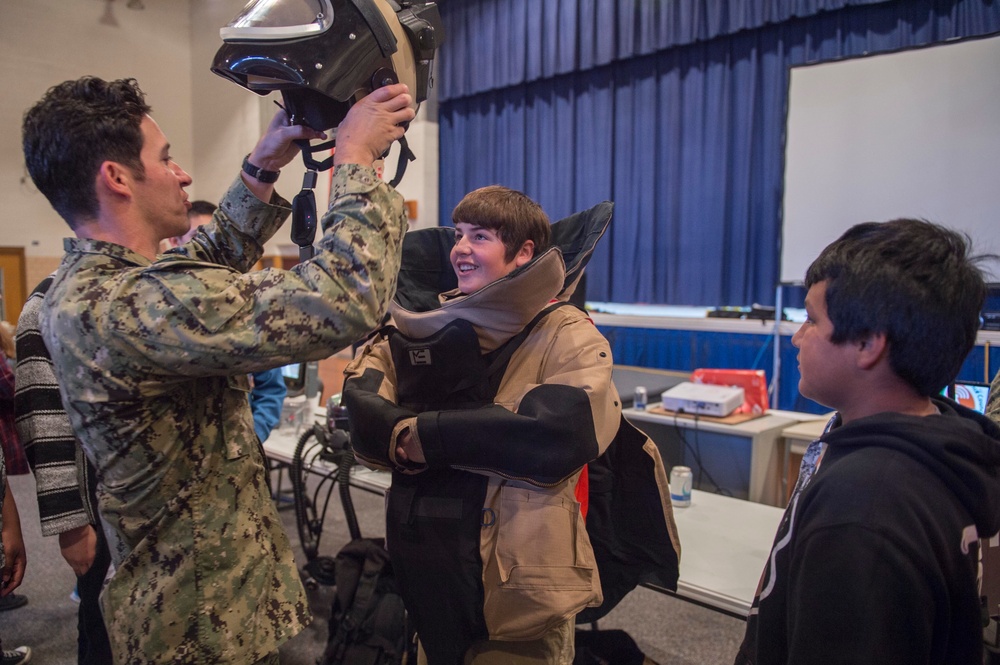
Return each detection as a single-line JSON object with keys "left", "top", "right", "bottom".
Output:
{"left": 20, "top": 76, "right": 414, "bottom": 664}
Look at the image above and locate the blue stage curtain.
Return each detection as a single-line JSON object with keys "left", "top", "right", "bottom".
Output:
{"left": 437, "top": 0, "right": 891, "bottom": 101}
{"left": 437, "top": 0, "right": 1000, "bottom": 306}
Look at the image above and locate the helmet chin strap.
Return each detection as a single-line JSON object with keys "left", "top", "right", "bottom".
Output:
{"left": 387, "top": 136, "right": 415, "bottom": 189}
{"left": 290, "top": 139, "right": 332, "bottom": 262}
{"left": 291, "top": 134, "right": 414, "bottom": 260}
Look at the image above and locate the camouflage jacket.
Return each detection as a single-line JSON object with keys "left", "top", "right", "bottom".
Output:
{"left": 41, "top": 165, "right": 406, "bottom": 664}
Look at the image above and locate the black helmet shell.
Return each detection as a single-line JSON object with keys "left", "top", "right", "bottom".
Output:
{"left": 212, "top": 0, "right": 442, "bottom": 131}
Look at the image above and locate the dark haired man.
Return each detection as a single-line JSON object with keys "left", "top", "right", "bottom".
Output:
{"left": 21, "top": 75, "right": 414, "bottom": 664}
{"left": 187, "top": 199, "right": 219, "bottom": 218}
{"left": 167, "top": 199, "right": 219, "bottom": 248}
{"left": 735, "top": 219, "right": 1000, "bottom": 664}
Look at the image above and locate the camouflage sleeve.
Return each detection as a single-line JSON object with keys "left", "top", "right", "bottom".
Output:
{"left": 162, "top": 176, "right": 290, "bottom": 273}
{"left": 102, "top": 165, "right": 406, "bottom": 377}
{"left": 988, "top": 368, "right": 1000, "bottom": 426}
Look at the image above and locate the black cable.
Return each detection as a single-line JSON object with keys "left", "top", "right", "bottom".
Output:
{"left": 291, "top": 426, "right": 320, "bottom": 560}
{"left": 672, "top": 410, "right": 732, "bottom": 497}
{"left": 691, "top": 412, "right": 704, "bottom": 487}
{"left": 338, "top": 445, "right": 362, "bottom": 542}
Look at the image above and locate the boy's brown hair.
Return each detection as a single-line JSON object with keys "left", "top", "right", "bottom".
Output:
{"left": 451, "top": 185, "right": 552, "bottom": 262}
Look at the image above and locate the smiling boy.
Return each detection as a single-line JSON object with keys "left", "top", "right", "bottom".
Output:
{"left": 735, "top": 219, "right": 1000, "bottom": 664}
{"left": 346, "top": 185, "right": 612, "bottom": 664}
{"left": 449, "top": 187, "right": 541, "bottom": 295}
{"left": 343, "top": 186, "right": 680, "bottom": 664}
{"left": 392, "top": 187, "right": 553, "bottom": 467}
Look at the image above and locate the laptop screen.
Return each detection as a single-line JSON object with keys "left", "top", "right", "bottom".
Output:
{"left": 949, "top": 380, "right": 991, "bottom": 414}
{"left": 280, "top": 362, "right": 306, "bottom": 392}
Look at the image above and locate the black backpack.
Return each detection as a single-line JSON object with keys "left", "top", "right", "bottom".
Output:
{"left": 319, "top": 536, "right": 415, "bottom": 665}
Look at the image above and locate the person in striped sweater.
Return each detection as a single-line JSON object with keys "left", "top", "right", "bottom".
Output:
{"left": 15, "top": 274, "right": 112, "bottom": 665}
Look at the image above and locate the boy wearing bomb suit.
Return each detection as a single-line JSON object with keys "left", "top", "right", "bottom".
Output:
{"left": 344, "top": 186, "right": 680, "bottom": 664}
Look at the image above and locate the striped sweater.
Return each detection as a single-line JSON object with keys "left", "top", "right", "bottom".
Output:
{"left": 14, "top": 275, "right": 99, "bottom": 536}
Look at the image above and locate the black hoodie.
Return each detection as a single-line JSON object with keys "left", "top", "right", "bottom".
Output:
{"left": 736, "top": 398, "right": 1000, "bottom": 665}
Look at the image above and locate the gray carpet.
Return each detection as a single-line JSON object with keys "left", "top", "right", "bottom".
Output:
{"left": 3, "top": 467, "right": 746, "bottom": 664}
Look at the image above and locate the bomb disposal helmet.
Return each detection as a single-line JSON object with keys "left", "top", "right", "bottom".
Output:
{"left": 211, "top": 0, "right": 443, "bottom": 131}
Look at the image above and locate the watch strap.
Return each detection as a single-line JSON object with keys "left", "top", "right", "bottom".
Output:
{"left": 242, "top": 154, "right": 280, "bottom": 183}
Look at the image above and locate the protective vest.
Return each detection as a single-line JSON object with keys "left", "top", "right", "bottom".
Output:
{"left": 345, "top": 202, "right": 680, "bottom": 664}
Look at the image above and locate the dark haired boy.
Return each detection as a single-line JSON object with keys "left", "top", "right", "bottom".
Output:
{"left": 735, "top": 219, "right": 1000, "bottom": 664}
{"left": 344, "top": 185, "right": 679, "bottom": 664}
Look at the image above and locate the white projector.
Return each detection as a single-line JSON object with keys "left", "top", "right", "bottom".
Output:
{"left": 660, "top": 382, "right": 745, "bottom": 417}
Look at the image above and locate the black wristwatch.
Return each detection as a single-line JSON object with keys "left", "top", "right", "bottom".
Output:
{"left": 242, "top": 154, "right": 280, "bottom": 183}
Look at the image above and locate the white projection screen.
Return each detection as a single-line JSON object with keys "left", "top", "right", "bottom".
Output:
{"left": 781, "top": 34, "right": 1000, "bottom": 284}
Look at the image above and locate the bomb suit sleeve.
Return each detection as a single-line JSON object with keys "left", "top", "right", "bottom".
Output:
{"left": 345, "top": 306, "right": 619, "bottom": 485}
{"left": 424, "top": 308, "right": 618, "bottom": 483}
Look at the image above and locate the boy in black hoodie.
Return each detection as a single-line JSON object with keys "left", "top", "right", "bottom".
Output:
{"left": 735, "top": 218, "right": 1000, "bottom": 665}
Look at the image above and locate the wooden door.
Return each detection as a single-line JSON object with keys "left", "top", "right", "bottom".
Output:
{"left": 0, "top": 247, "right": 27, "bottom": 325}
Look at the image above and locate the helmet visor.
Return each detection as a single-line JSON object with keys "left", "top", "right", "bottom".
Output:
{"left": 220, "top": 0, "right": 335, "bottom": 41}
